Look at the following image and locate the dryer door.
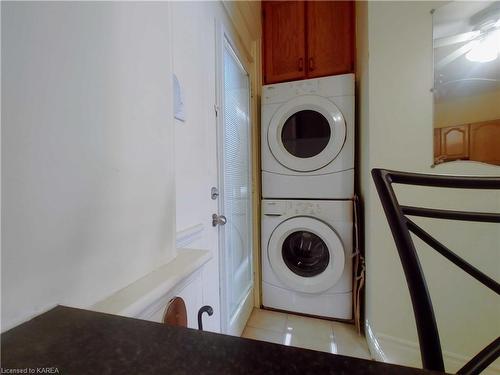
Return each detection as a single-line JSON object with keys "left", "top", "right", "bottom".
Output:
{"left": 268, "top": 217, "right": 345, "bottom": 293}
{"left": 267, "top": 95, "right": 346, "bottom": 172}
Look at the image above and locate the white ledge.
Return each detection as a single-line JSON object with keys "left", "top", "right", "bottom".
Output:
{"left": 92, "top": 248, "right": 211, "bottom": 317}
{"left": 176, "top": 223, "right": 204, "bottom": 248}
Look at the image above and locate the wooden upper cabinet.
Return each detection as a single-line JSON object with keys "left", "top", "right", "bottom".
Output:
{"left": 306, "top": 1, "right": 355, "bottom": 78}
{"left": 263, "top": 1, "right": 306, "bottom": 84}
{"left": 433, "top": 128, "right": 442, "bottom": 161}
{"left": 440, "top": 125, "right": 469, "bottom": 161}
{"left": 469, "top": 120, "right": 500, "bottom": 165}
{"left": 433, "top": 120, "right": 500, "bottom": 165}
{"left": 262, "top": 1, "right": 355, "bottom": 84}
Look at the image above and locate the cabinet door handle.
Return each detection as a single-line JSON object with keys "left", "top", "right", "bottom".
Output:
{"left": 309, "top": 58, "right": 315, "bottom": 71}
{"left": 298, "top": 58, "right": 304, "bottom": 71}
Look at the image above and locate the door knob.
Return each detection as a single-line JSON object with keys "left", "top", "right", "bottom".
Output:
{"left": 212, "top": 214, "right": 227, "bottom": 227}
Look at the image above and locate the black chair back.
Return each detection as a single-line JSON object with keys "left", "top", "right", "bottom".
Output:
{"left": 371, "top": 168, "right": 500, "bottom": 375}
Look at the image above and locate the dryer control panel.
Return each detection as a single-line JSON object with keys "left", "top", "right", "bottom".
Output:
{"left": 262, "top": 200, "right": 287, "bottom": 216}
{"left": 262, "top": 80, "right": 319, "bottom": 104}
{"left": 262, "top": 75, "right": 354, "bottom": 105}
{"left": 262, "top": 200, "right": 323, "bottom": 216}
{"left": 290, "top": 201, "right": 322, "bottom": 216}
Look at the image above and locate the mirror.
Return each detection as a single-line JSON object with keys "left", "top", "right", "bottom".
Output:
{"left": 433, "top": 1, "right": 500, "bottom": 166}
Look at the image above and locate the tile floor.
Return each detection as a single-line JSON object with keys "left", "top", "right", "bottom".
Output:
{"left": 241, "top": 308, "right": 372, "bottom": 360}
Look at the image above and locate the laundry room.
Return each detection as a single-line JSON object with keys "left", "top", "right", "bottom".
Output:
{"left": 1, "top": 1, "right": 499, "bottom": 374}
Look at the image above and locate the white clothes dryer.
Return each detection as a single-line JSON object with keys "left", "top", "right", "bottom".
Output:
{"left": 261, "top": 199, "right": 353, "bottom": 320}
{"left": 261, "top": 74, "right": 355, "bottom": 199}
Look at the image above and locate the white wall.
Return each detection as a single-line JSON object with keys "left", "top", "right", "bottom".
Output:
{"left": 358, "top": 1, "right": 500, "bottom": 372}
{"left": 171, "top": 1, "right": 261, "bottom": 333}
{"left": 1, "top": 2, "right": 175, "bottom": 331}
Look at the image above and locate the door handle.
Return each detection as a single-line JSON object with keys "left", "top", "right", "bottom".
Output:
{"left": 197, "top": 305, "right": 213, "bottom": 331}
{"left": 309, "top": 57, "right": 315, "bottom": 71}
{"left": 212, "top": 214, "right": 227, "bottom": 227}
{"left": 298, "top": 58, "right": 304, "bottom": 72}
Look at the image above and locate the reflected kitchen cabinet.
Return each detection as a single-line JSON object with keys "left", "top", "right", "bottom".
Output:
{"left": 470, "top": 120, "right": 500, "bottom": 166}
{"left": 434, "top": 120, "right": 500, "bottom": 165}
{"left": 441, "top": 125, "right": 469, "bottom": 162}
{"left": 433, "top": 128, "right": 442, "bottom": 162}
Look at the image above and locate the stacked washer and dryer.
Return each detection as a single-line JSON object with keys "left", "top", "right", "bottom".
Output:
{"left": 261, "top": 74, "right": 355, "bottom": 320}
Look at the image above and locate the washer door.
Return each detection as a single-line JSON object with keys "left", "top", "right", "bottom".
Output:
{"left": 268, "top": 217, "right": 345, "bottom": 293}
{"left": 267, "top": 95, "right": 346, "bottom": 172}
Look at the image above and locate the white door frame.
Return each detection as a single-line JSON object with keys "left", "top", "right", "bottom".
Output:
{"left": 214, "top": 20, "right": 254, "bottom": 336}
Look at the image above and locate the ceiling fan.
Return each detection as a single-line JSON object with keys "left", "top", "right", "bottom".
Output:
{"left": 434, "top": 3, "right": 500, "bottom": 70}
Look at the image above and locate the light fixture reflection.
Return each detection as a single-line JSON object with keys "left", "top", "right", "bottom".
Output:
{"left": 466, "top": 30, "right": 500, "bottom": 63}
{"left": 284, "top": 332, "right": 292, "bottom": 346}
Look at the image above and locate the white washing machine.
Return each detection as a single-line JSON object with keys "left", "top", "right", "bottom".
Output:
{"left": 261, "top": 199, "right": 353, "bottom": 320}
{"left": 261, "top": 74, "right": 355, "bottom": 199}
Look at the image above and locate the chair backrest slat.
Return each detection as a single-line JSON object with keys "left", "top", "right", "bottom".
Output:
{"left": 456, "top": 337, "right": 500, "bottom": 375}
{"left": 406, "top": 218, "right": 500, "bottom": 294}
{"left": 401, "top": 205, "right": 500, "bottom": 223}
{"left": 371, "top": 168, "right": 500, "bottom": 374}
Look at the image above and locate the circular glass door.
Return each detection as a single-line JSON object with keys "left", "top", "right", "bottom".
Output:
{"left": 282, "top": 230, "right": 330, "bottom": 277}
{"left": 268, "top": 95, "right": 346, "bottom": 172}
{"left": 281, "top": 110, "right": 331, "bottom": 159}
{"left": 268, "top": 217, "right": 345, "bottom": 293}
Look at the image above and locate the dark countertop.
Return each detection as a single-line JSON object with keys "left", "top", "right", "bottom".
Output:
{"left": 1, "top": 306, "right": 445, "bottom": 375}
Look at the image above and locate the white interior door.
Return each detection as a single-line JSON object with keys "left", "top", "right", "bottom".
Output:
{"left": 215, "top": 28, "right": 254, "bottom": 336}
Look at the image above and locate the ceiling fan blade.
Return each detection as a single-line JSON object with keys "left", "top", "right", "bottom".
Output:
{"left": 434, "top": 31, "right": 481, "bottom": 48}
{"left": 435, "top": 40, "right": 476, "bottom": 70}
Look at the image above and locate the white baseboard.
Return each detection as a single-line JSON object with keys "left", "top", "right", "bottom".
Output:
{"left": 226, "top": 287, "right": 254, "bottom": 337}
{"left": 176, "top": 223, "right": 204, "bottom": 248}
{"left": 365, "top": 320, "right": 500, "bottom": 375}
{"left": 364, "top": 320, "right": 387, "bottom": 362}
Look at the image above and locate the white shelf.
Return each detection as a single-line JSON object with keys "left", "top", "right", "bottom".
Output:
{"left": 92, "top": 248, "right": 211, "bottom": 317}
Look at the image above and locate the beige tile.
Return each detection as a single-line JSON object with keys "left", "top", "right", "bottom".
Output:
{"left": 285, "top": 333, "right": 337, "bottom": 354}
{"left": 285, "top": 314, "right": 334, "bottom": 340}
{"left": 331, "top": 321, "right": 372, "bottom": 360}
{"left": 242, "top": 311, "right": 371, "bottom": 360}
{"left": 246, "top": 308, "right": 287, "bottom": 333}
{"left": 331, "top": 321, "right": 359, "bottom": 336}
{"left": 336, "top": 344, "right": 372, "bottom": 360}
{"left": 241, "top": 326, "right": 284, "bottom": 345}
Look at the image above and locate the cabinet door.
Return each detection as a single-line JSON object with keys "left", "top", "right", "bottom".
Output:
{"left": 440, "top": 125, "right": 469, "bottom": 161}
{"left": 306, "top": 1, "right": 355, "bottom": 78}
{"left": 263, "top": 1, "right": 306, "bottom": 84}
{"left": 433, "top": 128, "right": 443, "bottom": 163}
{"left": 469, "top": 120, "right": 500, "bottom": 165}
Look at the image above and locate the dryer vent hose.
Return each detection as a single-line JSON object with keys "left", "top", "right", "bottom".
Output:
{"left": 352, "top": 194, "right": 366, "bottom": 335}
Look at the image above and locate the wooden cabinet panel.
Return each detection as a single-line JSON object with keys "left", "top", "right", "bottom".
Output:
{"left": 262, "top": 0, "right": 355, "bottom": 84}
{"left": 441, "top": 125, "right": 469, "bottom": 161}
{"left": 306, "top": 1, "right": 355, "bottom": 78}
{"left": 469, "top": 120, "right": 500, "bottom": 165}
{"left": 433, "top": 120, "right": 499, "bottom": 165}
{"left": 433, "top": 128, "right": 442, "bottom": 161}
{"left": 263, "top": 1, "right": 306, "bottom": 84}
